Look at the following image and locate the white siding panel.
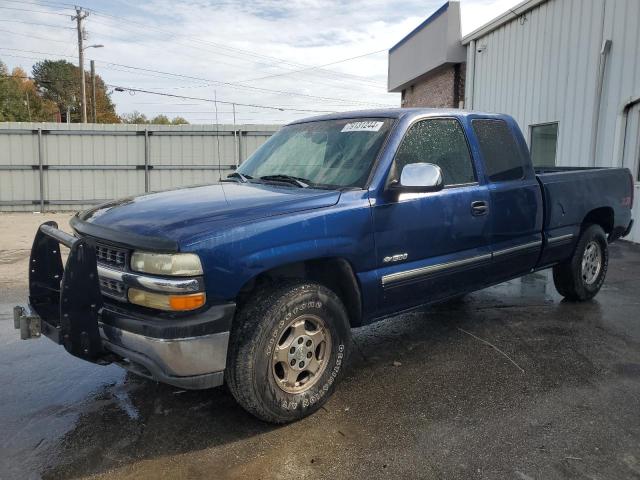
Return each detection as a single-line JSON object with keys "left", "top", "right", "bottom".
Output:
{"left": 0, "top": 127, "right": 39, "bottom": 209}
{"left": 0, "top": 123, "right": 279, "bottom": 211}
{"left": 597, "top": 0, "right": 640, "bottom": 169}
{"left": 466, "top": 0, "right": 640, "bottom": 168}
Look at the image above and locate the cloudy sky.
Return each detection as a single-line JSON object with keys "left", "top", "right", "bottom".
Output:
{"left": 0, "top": 0, "right": 521, "bottom": 124}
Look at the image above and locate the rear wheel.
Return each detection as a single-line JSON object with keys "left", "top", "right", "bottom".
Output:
{"left": 225, "top": 280, "right": 351, "bottom": 423}
{"left": 553, "top": 224, "right": 609, "bottom": 301}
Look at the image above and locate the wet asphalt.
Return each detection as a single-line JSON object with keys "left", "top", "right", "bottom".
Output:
{"left": 1, "top": 241, "right": 640, "bottom": 479}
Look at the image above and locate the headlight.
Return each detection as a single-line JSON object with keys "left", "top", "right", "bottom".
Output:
{"left": 128, "top": 289, "right": 206, "bottom": 311}
{"left": 131, "top": 251, "right": 203, "bottom": 276}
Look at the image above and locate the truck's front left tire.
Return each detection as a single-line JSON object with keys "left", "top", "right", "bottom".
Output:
{"left": 225, "top": 280, "right": 351, "bottom": 423}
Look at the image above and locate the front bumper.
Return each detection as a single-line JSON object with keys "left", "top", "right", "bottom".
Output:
{"left": 15, "top": 220, "right": 236, "bottom": 390}
{"left": 98, "top": 301, "right": 235, "bottom": 389}
{"left": 100, "top": 324, "right": 230, "bottom": 390}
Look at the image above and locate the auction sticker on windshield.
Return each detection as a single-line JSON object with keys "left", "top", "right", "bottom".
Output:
{"left": 341, "top": 121, "right": 384, "bottom": 133}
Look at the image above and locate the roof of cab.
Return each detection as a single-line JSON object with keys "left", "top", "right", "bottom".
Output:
{"left": 287, "top": 108, "right": 490, "bottom": 125}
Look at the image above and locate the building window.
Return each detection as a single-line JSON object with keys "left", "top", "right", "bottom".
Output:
{"left": 471, "top": 119, "right": 526, "bottom": 182}
{"left": 530, "top": 123, "right": 558, "bottom": 167}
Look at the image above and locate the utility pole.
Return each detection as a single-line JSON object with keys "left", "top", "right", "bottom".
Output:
{"left": 213, "top": 90, "right": 222, "bottom": 181}
{"left": 90, "top": 59, "right": 97, "bottom": 123}
{"left": 232, "top": 103, "right": 238, "bottom": 167}
{"left": 25, "top": 92, "right": 32, "bottom": 122}
{"left": 73, "top": 6, "right": 89, "bottom": 123}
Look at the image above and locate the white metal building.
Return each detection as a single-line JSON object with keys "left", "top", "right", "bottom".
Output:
{"left": 388, "top": 0, "right": 639, "bottom": 242}
{"left": 463, "top": 0, "right": 640, "bottom": 242}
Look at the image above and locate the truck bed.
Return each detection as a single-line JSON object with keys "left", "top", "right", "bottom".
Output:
{"left": 536, "top": 166, "right": 632, "bottom": 236}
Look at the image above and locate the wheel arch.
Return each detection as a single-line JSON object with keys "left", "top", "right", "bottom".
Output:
{"left": 236, "top": 257, "right": 363, "bottom": 327}
{"left": 582, "top": 206, "right": 614, "bottom": 234}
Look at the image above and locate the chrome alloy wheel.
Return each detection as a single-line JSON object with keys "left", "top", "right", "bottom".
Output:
{"left": 271, "top": 314, "right": 331, "bottom": 394}
{"left": 581, "top": 240, "right": 602, "bottom": 285}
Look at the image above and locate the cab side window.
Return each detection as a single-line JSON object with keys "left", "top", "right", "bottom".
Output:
{"left": 472, "top": 119, "right": 526, "bottom": 182}
{"left": 393, "top": 118, "right": 476, "bottom": 186}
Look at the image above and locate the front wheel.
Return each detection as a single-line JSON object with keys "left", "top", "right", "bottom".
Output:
{"left": 225, "top": 280, "right": 351, "bottom": 423}
{"left": 553, "top": 224, "right": 609, "bottom": 301}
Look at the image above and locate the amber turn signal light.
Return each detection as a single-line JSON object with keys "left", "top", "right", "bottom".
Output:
{"left": 128, "top": 289, "right": 206, "bottom": 311}
{"left": 169, "top": 292, "right": 206, "bottom": 311}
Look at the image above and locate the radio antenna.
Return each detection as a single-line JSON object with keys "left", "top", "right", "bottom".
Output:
{"left": 214, "top": 89, "right": 222, "bottom": 181}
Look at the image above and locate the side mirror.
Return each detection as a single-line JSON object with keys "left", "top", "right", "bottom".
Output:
{"left": 390, "top": 163, "right": 444, "bottom": 193}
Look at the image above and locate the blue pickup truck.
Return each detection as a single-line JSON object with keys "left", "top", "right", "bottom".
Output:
{"left": 15, "top": 109, "right": 634, "bottom": 423}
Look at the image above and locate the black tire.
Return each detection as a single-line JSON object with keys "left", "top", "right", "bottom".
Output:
{"left": 225, "top": 280, "right": 351, "bottom": 423}
{"left": 553, "top": 224, "right": 609, "bottom": 301}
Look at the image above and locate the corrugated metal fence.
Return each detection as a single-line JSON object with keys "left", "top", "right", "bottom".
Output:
{"left": 0, "top": 122, "right": 280, "bottom": 212}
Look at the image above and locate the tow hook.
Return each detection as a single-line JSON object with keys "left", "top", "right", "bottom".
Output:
{"left": 13, "top": 305, "right": 42, "bottom": 340}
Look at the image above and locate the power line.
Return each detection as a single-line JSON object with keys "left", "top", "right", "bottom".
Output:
{"left": 0, "top": 72, "right": 78, "bottom": 86}
{"left": 0, "top": 0, "right": 75, "bottom": 8}
{"left": 86, "top": 33, "right": 385, "bottom": 94}
{"left": 5, "top": 0, "right": 387, "bottom": 90}
{"left": 88, "top": 16, "right": 384, "bottom": 90}
{"left": 100, "top": 61, "right": 393, "bottom": 107}
{"left": 0, "top": 5, "right": 69, "bottom": 16}
{"left": 0, "top": 18, "right": 74, "bottom": 29}
{"left": 1, "top": 0, "right": 385, "bottom": 89}
{"left": 107, "top": 84, "right": 339, "bottom": 114}
{"left": 236, "top": 49, "right": 387, "bottom": 84}
{"left": 143, "top": 111, "right": 309, "bottom": 114}
{"left": 0, "top": 47, "right": 77, "bottom": 60}
{"left": 0, "top": 47, "right": 393, "bottom": 107}
{"left": 0, "top": 53, "right": 370, "bottom": 112}
{"left": 84, "top": 8, "right": 383, "bottom": 87}
{"left": 130, "top": 102, "right": 360, "bottom": 107}
{"left": 0, "top": 72, "right": 342, "bottom": 114}
{"left": 0, "top": 28, "right": 74, "bottom": 43}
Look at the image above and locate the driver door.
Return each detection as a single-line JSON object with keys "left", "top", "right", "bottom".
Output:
{"left": 372, "top": 118, "right": 492, "bottom": 315}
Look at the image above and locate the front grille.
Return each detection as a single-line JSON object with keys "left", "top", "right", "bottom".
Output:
{"left": 95, "top": 243, "right": 128, "bottom": 270}
{"left": 99, "top": 277, "right": 127, "bottom": 300}
{"left": 72, "top": 233, "right": 131, "bottom": 302}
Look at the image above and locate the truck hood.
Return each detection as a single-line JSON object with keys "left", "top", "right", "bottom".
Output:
{"left": 77, "top": 182, "right": 341, "bottom": 247}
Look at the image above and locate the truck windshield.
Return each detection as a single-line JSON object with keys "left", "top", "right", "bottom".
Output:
{"left": 236, "top": 118, "right": 394, "bottom": 188}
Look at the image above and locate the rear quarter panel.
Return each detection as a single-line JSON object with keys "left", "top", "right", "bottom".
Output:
{"left": 537, "top": 168, "right": 633, "bottom": 266}
{"left": 538, "top": 168, "right": 632, "bottom": 231}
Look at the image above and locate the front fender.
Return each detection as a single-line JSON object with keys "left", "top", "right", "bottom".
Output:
{"left": 182, "top": 190, "right": 375, "bottom": 302}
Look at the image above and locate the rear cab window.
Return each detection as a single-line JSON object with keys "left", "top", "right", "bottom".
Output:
{"left": 471, "top": 119, "right": 527, "bottom": 182}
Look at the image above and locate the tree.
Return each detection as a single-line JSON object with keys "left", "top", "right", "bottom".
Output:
{"left": 0, "top": 61, "right": 57, "bottom": 122}
{"left": 32, "top": 60, "right": 77, "bottom": 122}
{"left": 120, "top": 111, "right": 149, "bottom": 124}
{"left": 32, "top": 59, "right": 118, "bottom": 123}
{"left": 120, "top": 113, "right": 190, "bottom": 125}
{"left": 0, "top": 61, "right": 25, "bottom": 122}
{"left": 89, "top": 74, "right": 120, "bottom": 123}
{"left": 150, "top": 114, "right": 170, "bottom": 125}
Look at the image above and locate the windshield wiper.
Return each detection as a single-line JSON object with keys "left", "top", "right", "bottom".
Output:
{"left": 223, "top": 171, "right": 252, "bottom": 183}
{"left": 259, "top": 174, "right": 311, "bottom": 188}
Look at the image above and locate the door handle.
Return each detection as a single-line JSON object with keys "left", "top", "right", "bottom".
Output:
{"left": 471, "top": 200, "right": 489, "bottom": 216}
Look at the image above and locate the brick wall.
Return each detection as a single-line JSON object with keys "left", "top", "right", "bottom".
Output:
{"left": 400, "top": 63, "right": 465, "bottom": 109}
